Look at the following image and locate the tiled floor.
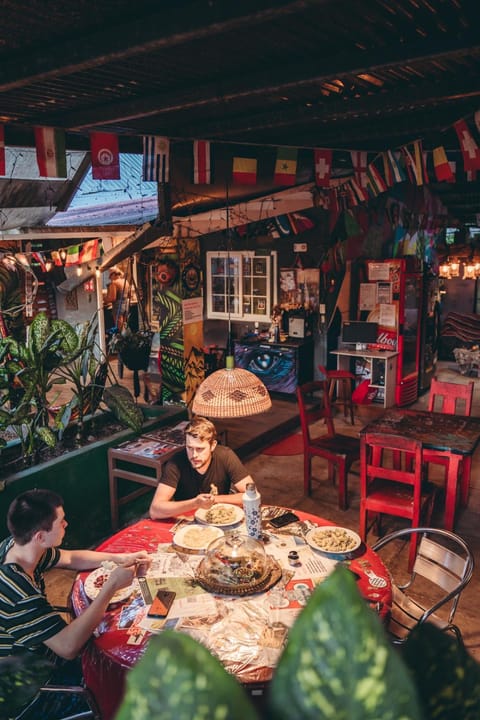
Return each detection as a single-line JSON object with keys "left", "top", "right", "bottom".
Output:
{"left": 45, "top": 359, "right": 480, "bottom": 663}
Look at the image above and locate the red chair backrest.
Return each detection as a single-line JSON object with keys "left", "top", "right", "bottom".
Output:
{"left": 296, "top": 381, "right": 335, "bottom": 443}
{"left": 428, "top": 377, "right": 474, "bottom": 416}
{"left": 360, "top": 432, "right": 423, "bottom": 499}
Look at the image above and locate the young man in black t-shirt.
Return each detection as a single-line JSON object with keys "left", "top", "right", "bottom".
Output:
{"left": 149, "top": 416, "right": 253, "bottom": 520}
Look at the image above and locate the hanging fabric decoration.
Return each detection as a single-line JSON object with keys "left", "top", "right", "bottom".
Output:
{"left": 143, "top": 135, "right": 170, "bottom": 182}
{"left": 193, "top": 140, "right": 212, "bottom": 184}
{"left": 90, "top": 131, "right": 120, "bottom": 180}
{"left": 314, "top": 148, "right": 332, "bottom": 187}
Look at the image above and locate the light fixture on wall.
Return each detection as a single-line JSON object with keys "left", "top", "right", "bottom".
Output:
{"left": 192, "top": 185, "right": 272, "bottom": 419}
{"left": 438, "top": 261, "right": 451, "bottom": 279}
{"left": 448, "top": 258, "right": 460, "bottom": 277}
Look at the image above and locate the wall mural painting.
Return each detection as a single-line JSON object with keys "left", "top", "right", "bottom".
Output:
{"left": 178, "top": 237, "right": 204, "bottom": 409}
{"left": 150, "top": 236, "right": 204, "bottom": 407}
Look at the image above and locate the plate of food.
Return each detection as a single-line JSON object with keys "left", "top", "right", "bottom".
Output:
{"left": 195, "top": 503, "right": 244, "bottom": 527}
{"left": 305, "top": 526, "right": 361, "bottom": 555}
{"left": 83, "top": 561, "right": 136, "bottom": 604}
{"left": 173, "top": 524, "right": 224, "bottom": 552}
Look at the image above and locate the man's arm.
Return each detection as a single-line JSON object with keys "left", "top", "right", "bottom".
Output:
{"left": 149, "top": 482, "right": 214, "bottom": 519}
{"left": 56, "top": 549, "right": 149, "bottom": 571}
{"left": 43, "top": 564, "right": 137, "bottom": 660}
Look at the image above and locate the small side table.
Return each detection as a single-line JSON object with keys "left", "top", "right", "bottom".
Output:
{"left": 108, "top": 438, "right": 181, "bottom": 531}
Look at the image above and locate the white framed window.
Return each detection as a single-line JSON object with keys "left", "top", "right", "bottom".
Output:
{"left": 206, "top": 251, "right": 277, "bottom": 322}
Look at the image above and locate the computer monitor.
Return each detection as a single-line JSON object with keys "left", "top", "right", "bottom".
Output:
{"left": 341, "top": 321, "right": 378, "bottom": 345}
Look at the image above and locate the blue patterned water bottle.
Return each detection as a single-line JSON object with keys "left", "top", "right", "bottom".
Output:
{"left": 243, "top": 482, "right": 262, "bottom": 539}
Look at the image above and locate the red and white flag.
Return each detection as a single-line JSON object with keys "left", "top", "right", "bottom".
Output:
{"left": 314, "top": 148, "right": 332, "bottom": 187}
{"left": 350, "top": 150, "right": 368, "bottom": 188}
{"left": 34, "top": 127, "right": 67, "bottom": 178}
{"left": 79, "top": 239, "right": 100, "bottom": 264}
{"left": 90, "top": 132, "right": 120, "bottom": 180}
{"left": 0, "top": 125, "right": 5, "bottom": 176}
{"left": 453, "top": 119, "right": 480, "bottom": 172}
{"left": 193, "top": 140, "right": 212, "bottom": 184}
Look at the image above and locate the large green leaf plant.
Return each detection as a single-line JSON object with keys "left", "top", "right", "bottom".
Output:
{"left": 116, "top": 566, "right": 480, "bottom": 720}
{"left": 0, "top": 312, "right": 143, "bottom": 461}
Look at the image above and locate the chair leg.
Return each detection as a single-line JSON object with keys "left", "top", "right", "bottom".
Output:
{"left": 304, "top": 453, "right": 312, "bottom": 495}
{"left": 460, "top": 456, "right": 472, "bottom": 507}
{"left": 337, "top": 458, "right": 347, "bottom": 510}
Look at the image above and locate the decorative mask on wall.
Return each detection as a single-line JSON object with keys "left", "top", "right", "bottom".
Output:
{"left": 156, "top": 258, "right": 179, "bottom": 288}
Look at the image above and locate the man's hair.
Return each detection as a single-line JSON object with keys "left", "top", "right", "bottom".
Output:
{"left": 7, "top": 489, "right": 64, "bottom": 546}
{"left": 185, "top": 416, "right": 217, "bottom": 445}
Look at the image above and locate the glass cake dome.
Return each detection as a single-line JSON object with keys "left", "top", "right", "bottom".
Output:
{"left": 199, "top": 531, "right": 268, "bottom": 587}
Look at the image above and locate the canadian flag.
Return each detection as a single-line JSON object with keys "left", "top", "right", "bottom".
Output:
{"left": 453, "top": 119, "right": 480, "bottom": 172}
{"left": 314, "top": 149, "right": 332, "bottom": 187}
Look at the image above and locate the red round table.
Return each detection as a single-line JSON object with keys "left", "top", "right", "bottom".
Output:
{"left": 71, "top": 510, "right": 392, "bottom": 719}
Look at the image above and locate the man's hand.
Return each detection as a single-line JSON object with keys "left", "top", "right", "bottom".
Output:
{"left": 196, "top": 493, "right": 215, "bottom": 509}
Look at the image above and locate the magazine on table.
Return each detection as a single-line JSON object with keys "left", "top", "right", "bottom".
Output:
{"left": 116, "top": 436, "right": 181, "bottom": 458}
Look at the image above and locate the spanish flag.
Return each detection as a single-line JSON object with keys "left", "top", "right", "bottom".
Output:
{"left": 274, "top": 147, "right": 298, "bottom": 186}
{"left": 232, "top": 156, "right": 257, "bottom": 185}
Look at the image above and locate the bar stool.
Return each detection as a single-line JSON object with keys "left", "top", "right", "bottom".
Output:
{"left": 318, "top": 364, "right": 355, "bottom": 425}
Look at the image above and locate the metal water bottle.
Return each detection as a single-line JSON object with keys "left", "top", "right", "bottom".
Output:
{"left": 243, "top": 482, "right": 262, "bottom": 539}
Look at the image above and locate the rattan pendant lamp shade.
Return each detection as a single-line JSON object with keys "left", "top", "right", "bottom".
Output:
{"left": 192, "top": 356, "right": 272, "bottom": 418}
{"left": 192, "top": 185, "right": 272, "bottom": 418}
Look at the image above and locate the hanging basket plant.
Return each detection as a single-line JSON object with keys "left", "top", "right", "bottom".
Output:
{"left": 111, "top": 329, "right": 154, "bottom": 371}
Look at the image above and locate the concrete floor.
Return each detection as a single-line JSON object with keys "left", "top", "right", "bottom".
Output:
{"left": 45, "top": 360, "right": 480, "bottom": 663}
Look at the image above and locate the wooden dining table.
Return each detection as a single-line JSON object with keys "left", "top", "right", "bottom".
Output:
{"left": 71, "top": 508, "right": 392, "bottom": 720}
{"left": 360, "top": 407, "right": 480, "bottom": 531}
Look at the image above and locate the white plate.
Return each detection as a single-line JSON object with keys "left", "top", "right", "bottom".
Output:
{"left": 305, "top": 526, "right": 361, "bottom": 555}
{"left": 194, "top": 503, "right": 244, "bottom": 527}
{"left": 173, "top": 524, "right": 224, "bottom": 551}
{"left": 83, "top": 567, "right": 136, "bottom": 604}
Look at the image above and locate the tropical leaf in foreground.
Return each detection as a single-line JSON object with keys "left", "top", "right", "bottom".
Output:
{"left": 268, "top": 565, "right": 422, "bottom": 720}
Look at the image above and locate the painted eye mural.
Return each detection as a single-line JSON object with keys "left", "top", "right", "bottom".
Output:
{"left": 234, "top": 344, "right": 297, "bottom": 394}
{"left": 155, "top": 259, "right": 179, "bottom": 288}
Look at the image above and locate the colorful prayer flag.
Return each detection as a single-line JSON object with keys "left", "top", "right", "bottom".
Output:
{"left": 90, "top": 132, "right": 120, "bottom": 180}
{"left": 65, "top": 245, "right": 80, "bottom": 266}
{"left": 31, "top": 251, "right": 47, "bottom": 272}
{"left": 349, "top": 178, "right": 369, "bottom": 203}
{"left": 350, "top": 150, "right": 368, "bottom": 188}
{"left": 193, "top": 140, "right": 212, "bottom": 184}
{"left": 232, "top": 156, "right": 257, "bottom": 185}
{"left": 386, "top": 150, "right": 406, "bottom": 183}
{"left": 401, "top": 140, "right": 427, "bottom": 186}
{"left": 0, "top": 125, "right": 5, "bottom": 176}
{"left": 34, "top": 127, "right": 67, "bottom": 178}
{"left": 366, "top": 158, "right": 388, "bottom": 196}
{"left": 273, "top": 147, "right": 297, "bottom": 186}
{"left": 433, "top": 147, "right": 455, "bottom": 183}
{"left": 143, "top": 135, "right": 169, "bottom": 182}
{"left": 288, "top": 212, "right": 314, "bottom": 235}
{"left": 453, "top": 119, "right": 480, "bottom": 172}
{"left": 79, "top": 239, "right": 100, "bottom": 264}
{"left": 51, "top": 250, "right": 63, "bottom": 267}
{"left": 274, "top": 214, "right": 292, "bottom": 236}
{"left": 314, "top": 148, "right": 332, "bottom": 187}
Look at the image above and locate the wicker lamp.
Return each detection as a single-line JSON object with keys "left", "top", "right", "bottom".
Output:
{"left": 192, "top": 356, "right": 272, "bottom": 418}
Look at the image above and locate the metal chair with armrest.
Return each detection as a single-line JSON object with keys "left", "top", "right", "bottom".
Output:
{"left": 372, "top": 527, "right": 474, "bottom": 647}
{"left": 296, "top": 380, "right": 360, "bottom": 510}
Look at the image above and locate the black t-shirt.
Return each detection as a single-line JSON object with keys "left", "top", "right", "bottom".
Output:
{"left": 161, "top": 445, "right": 249, "bottom": 500}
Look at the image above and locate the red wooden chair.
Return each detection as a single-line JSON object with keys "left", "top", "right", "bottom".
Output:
{"left": 318, "top": 364, "right": 355, "bottom": 425}
{"left": 360, "top": 432, "right": 437, "bottom": 571}
{"left": 425, "top": 377, "right": 474, "bottom": 511}
{"left": 296, "top": 380, "right": 360, "bottom": 510}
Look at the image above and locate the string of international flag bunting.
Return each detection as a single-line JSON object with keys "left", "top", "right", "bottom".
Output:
{"left": 1, "top": 111, "right": 480, "bottom": 188}
{"left": 0, "top": 110, "right": 480, "bottom": 218}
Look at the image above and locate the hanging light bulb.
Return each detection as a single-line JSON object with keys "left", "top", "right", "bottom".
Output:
{"left": 438, "top": 261, "right": 451, "bottom": 279}
{"left": 463, "top": 260, "right": 475, "bottom": 279}
{"left": 449, "top": 258, "right": 460, "bottom": 277}
{"left": 44, "top": 260, "right": 53, "bottom": 273}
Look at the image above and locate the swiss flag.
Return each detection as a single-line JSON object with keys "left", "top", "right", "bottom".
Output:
{"left": 314, "top": 149, "right": 332, "bottom": 187}
{"left": 90, "top": 132, "right": 120, "bottom": 180}
{"left": 453, "top": 119, "right": 480, "bottom": 172}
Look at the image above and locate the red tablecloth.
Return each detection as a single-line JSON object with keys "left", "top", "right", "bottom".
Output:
{"left": 71, "top": 510, "right": 392, "bottom": 720}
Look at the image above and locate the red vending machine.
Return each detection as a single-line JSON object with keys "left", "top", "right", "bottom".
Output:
{"left": 362, "top": 258, "right": 423, "bottom": 406}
